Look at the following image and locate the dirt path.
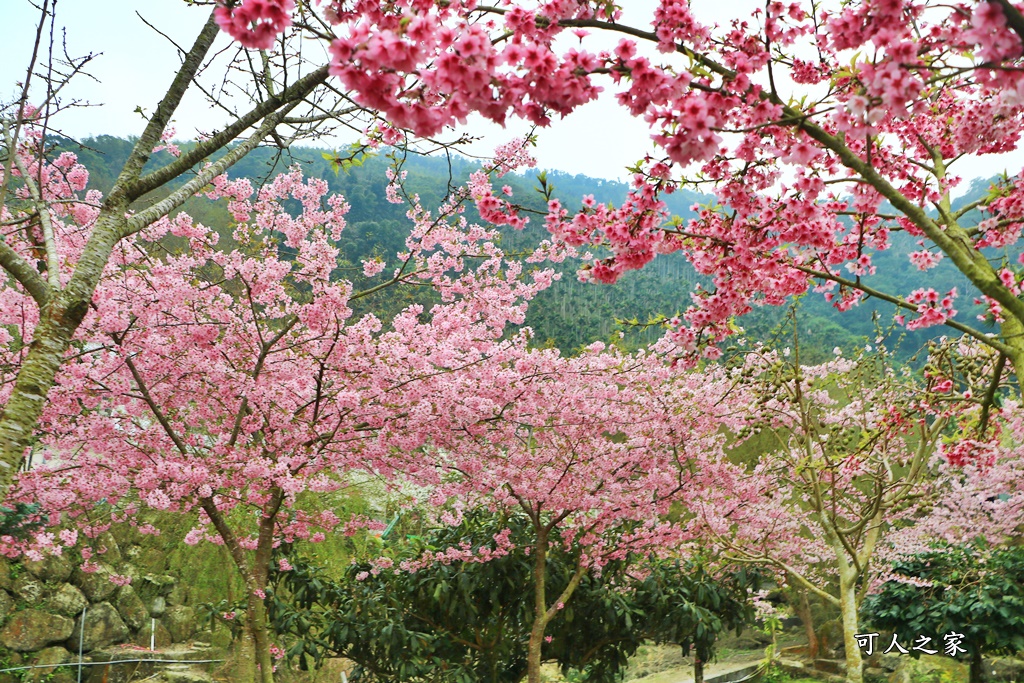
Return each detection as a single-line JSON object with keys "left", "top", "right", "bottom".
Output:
{"left": 630, "top": 656, "right": 766, "bottom": 683}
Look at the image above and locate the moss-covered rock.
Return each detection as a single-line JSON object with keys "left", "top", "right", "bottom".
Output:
{"left": 163, "top": 606, "right": 196, "bottom": 643}
{"left": 11, "top": 574, "right": 45, "bottom": 605}
{"left": 24, "top": 555, "right": 72, "bottom": 584}
{"left": 46, "top": 584, "right": 87, "bottom": 618}
{"left": 0, "top": 560, "right": 12, "bottom": 591}
{"left": 94, "top": 533, "right": 122, "bottom": 566}
{"left": 115, "top": 585, "right": 148, "bottom": 631}
{"left": 0, "top": 591, "right": 13, "bottom": 624}
{"left": 0, "top": 609, "right": 74, "bottom": 651}
{"left": 68, "top": 601, "right": 129, "bottom": 652}
{"left": 131, "top": 619, "right": 172, "bottom": 650}
{"left": 72, "top": 564, "right": 117, "bottom": 603}
{"left": 28, "top": 645, "right": 71, "bottom": 683}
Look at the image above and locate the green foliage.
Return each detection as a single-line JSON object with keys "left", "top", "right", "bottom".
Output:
{"left": 0, "top": 503, "right": 43, "bottom": 540}
{"left": 196, "top": 598, "right": 248, "bottom": 643}
{"left": 759, "top": 665, "right": 796, "bottom": 683}
{"left": 266, "top": 511, "right": 762, "bottom": 683}
{"left": 861, "top": 543, "right": 1024, "bottom": 661}
{"left": 321, "top": 144, "right": 375, "bottom": 175}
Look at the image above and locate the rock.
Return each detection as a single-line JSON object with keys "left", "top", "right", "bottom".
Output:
{"left": 150, "top": 596, "right": 167, "bottom": 617}
{"left": 0, "top": 652, "right": 22, "bottom": 683}
{"left": 24, "top": 554, "right": 73, "bottom": 583}
{"left": 120, "top": 562, "right": 143, "bottom": 586}
{"left": 69, "top": 601, "right": 130, "bottom": 652}
{"left": 72, "top": 564, "right": 117, "bottom": 602}
{"left": 29, "top": 646, "right": 71, "bottom": 683}
{"left": 144, "top": 574, "right": 177, "bottom": 596}
{"left": 47, "top": 583, "right": 88, "bottom": 617}
{"left": 879, "top": 654, "right": 902, "bottom": 672}
{"left": 814, "top": 659, "right": 846, "bottom": 675}
{"left": 731, "top": 637, "right": 762, "bottom": 650}
{"left": 865, "top": 666, "right": 887, "bottom": 683}
{"left": 991, "top": 656, "right": 1024, "bottom": 682}
{"left": 0, "top": 590, "right": 13, "bottom": 623}
{"left": 42, "top": 674, "right": 74, "bottom": 683}
{"left": 95, "top": 533, "right": 122, "bottom": 566}
{"left": 206, "top": 625, "right": 234, "bottom": 650}
{"left": 163, "top": 606, "right": 197, "bottom": 643}
{"left": 777, "top": 658, "right": 806, "bottom": 676}
{"left": 132, "top": 619, "right": 172, "bottom": 650}
{"left": 137, "top": 575, "right": 175, "bottom": 614}
{"left": 0, "top": 609, "right": 74, "bottom": 651}
{"left": 115, "top": 585, "right": 149, "bottom": 631}
{"left": 12, "top": 574, "right": 46, "bottom": 604}
{"left": 166, "top": 583, "right": 188, "bottom": 607}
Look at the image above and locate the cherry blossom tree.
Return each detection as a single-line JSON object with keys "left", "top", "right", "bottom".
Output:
{"left": 402, "top": 344, "right": 732, "bottom": 683}
{"left": 1, "top": 147, "right": 558, "bottom": 683}
{"left": 216, "top": 0, "right": 1024, "bottom": 372}
{"left": 0, "top": 0, "right": 387, "bottom": 491}
{"left": 688, "top": 346, "right": 952, "bottom": 683}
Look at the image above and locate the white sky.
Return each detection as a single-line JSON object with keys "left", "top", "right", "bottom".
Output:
{"left": 3, "top": 0, "right": 1022, "bottom": 186}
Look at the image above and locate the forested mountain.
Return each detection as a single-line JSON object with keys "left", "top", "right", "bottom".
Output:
{"left": 55, "top": 135, "right": 1000, "bottom": 361}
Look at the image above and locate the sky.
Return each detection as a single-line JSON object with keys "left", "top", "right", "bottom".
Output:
{"left": 3, "top": 0, "right": 1023, "bottom": 186}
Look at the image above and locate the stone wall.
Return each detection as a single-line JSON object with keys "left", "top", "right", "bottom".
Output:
{"left": 0, "top": 533, "right": 199, "bottom": 683}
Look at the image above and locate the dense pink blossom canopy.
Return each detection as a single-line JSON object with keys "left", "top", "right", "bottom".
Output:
{"left": 213, "top": 0, "right": 1024, "bottom": 356}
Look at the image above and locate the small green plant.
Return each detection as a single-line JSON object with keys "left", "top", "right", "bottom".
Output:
{"left": 41, "top": 663, "right": 76, "bottom": 682}
{"left": 760, "top": 613, "right": 783, "bottom": 667}
{"left": 0, "top": 646, "right": 25, "bottom": 681}
{"left": 759, "top": 664, "right": 792, "bottom": 683}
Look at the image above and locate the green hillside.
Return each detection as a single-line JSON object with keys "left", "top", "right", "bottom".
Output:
{"left": 53, "top": 135, "right": 998, "bottom": 361}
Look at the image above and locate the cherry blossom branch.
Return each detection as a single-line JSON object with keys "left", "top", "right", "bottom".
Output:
{"left": 0, "top": 236, "right": 50, "bottom": 306}
{"left": 228, "top": 314, "right": 299, "bottom": 448}
{"left": 783, "top": 105, "right": 1024, "bottom": 333}
{"left": 543, "top": 563, "right": 587, "bottom": 623}
{"left": 105, "top": 11, "right": 221, "bottom": 208}
{"left": 793, "top": 265, "right": 1010, "bottom": 353}
{"left": 978, "top": 352, "right": 1008, "bottom": 438}
{"left": 119, "top": 352, "right": 190, "bottom": 457}
{"left": 5, "top": 133, "right": 59, "bottom": 290}
{"left": 989, "top": 0, "right": 1024, "bottom": 46}
{"left": 123, "top": 110, "right": 291, "bottom": 236}
{"left": 711, "top": 524, "right": 840, "bottom": 607}
{"left": 0, "top": 0, "right": 49, "bottom": 215}
{"left": 202, "top": 497, "right": 254, "bottom": 579}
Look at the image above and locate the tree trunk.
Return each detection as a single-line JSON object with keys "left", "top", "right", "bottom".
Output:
{"left": 1002, "top": 317, "right": 1024, "bottom": 383}
{"left": 794, "top": 589, "right": 819, "bottom": 658}
{"left": 970, "top": 647, "right": 985, "bottom": 683}
{"left": 839, "top": 571, "right": 864, "bottom": 683}
{"left": 250, "top": 491, "right": 284, "bottom": 683}
{"left": 526, "top": 531, "right": 549, "bottom": 683}
{"left": 235, "top": 626, "right": 258, "bottom": 683}
{"left": 202, "top": 497, "right": 279, "bottom": 683}
{"left": 249, "top": 592, "right": 275, "bottom": 683}
{"left": 694, "top": 657, "right": 704, "bottom": 683}
{"left": 0, "top": 214, "right": 124, "bottom": 491}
